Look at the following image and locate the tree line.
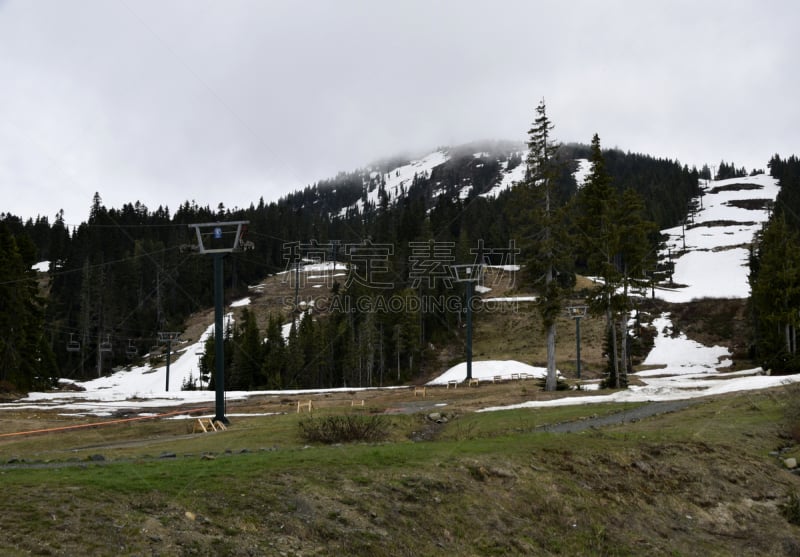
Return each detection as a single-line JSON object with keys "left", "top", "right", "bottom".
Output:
{"left": 0, "top": 122, "right": 703, "bottom": 392}
{"left": 749, "top": 154, "right": 800, "bottom": 373}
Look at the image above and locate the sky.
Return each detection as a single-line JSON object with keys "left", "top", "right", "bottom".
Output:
{"left": 0, "top": 0, "right": 798, "bottom": 224}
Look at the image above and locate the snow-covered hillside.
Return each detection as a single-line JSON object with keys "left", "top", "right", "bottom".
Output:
{"left": 11, "top": 162, "right": 799, "bottom": 417}
{"left": 657, "top": 173, "right": 779, "bottom": 303}
{"left": 339, "top": 150, "right": 450, "bottom": 217}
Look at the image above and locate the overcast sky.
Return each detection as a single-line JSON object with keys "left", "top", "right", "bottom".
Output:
{"left": 0, "top": 0, "right": 797, "bottom": 223}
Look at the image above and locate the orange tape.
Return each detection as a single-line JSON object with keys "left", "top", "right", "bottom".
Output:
{"left": 0, "top": 406, "right": 213, "bottom": 438}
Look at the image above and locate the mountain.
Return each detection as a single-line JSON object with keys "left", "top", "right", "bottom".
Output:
{"left": 19, "top": 157, "right": 798, "bottom": 414}
{"left": 0, "top": 139, "right": 782, "bottom": 393}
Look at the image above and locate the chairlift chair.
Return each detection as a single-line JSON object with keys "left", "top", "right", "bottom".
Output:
{"left": 126, "top": 340, "right": 138, "bottom": 358}
{"left": 99, "top": 336, "right": 113, "bottom": 354}
{"left": 66, "top": 333, "right": 80, "bottom": 353}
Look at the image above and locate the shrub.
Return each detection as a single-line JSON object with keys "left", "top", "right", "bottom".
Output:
{"left": 536, "top": 376, "right": 570, "bottom": 391}
{"left": 782, "top": 383, "right": 800, "bottom": 443}
{"left": 782, "top": 491, "right": 800, "bottom": 525}
{"left": 299, "top": 415, "right": 390, "bottom": 444}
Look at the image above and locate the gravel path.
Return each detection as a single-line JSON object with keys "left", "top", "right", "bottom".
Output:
{"left": 538, "top": 399, "right": 700, "bottom": 433}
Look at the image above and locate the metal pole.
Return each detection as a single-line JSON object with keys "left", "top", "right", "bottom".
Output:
{"left": 575, "top": 317, "right": 582, "bottom": 379}
{"left": 165, "top": 338, "right": 172, "bottom": 391}
{"left": 466, "top": 280, "right": 473, "bottom": 381}
{"left": 214, "top": 253, "right": 228, "bottom": 424}
{"left": 294, "top": 257, "right": 300, "bottom": 312}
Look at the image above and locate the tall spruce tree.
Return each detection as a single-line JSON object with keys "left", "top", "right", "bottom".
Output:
{"left": 516, "top": 99, "right": 571, "bottom": 391}
{"left": 574, "top": 135, "right": 655, "bottom": 387}
{"left": 574, "top": 134, "right": 621, "bottom": 385}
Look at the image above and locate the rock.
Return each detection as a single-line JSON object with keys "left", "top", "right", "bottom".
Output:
{"left": 632, "top": 460, "right": 652, "bottom": 474}
{"left": 159, "top": 452, "right": 177, "bottom": 459}
{"left": 785, "top": 457, "right": 797, "bottom": 469}
{"left": 428, "top": 412, "right": 441, "bottom": 422}
{"left": 88, "top": 454, "right": 106, "bottom": 462}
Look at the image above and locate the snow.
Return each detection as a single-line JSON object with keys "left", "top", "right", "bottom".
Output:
{"left": 32, "top": 261, "right": 50, "bottom": 272}
{"left": 340, "top": 150, "right": 450, "bottom": 216}
{"left": 230, "top": 297, "right": 251, "bottom": 308}
{"left": 573, "top": 158, "right": 591, "bottom": 187}
{"left": 474, "top": 172, "right": 799, "bottom": 411}
{"left": 427, "top": 360, "right": 548, "bottom": 385}
{"left": 656, "top": 173, "right": 778, "bottom": 303}
{"left": 480, "top": 155, "right": 527, "bottom": 199}
{"left": 483, "top": 296, "right": 537, "bottom": 303}
{"left": 8, "top": 167, "right": 799, "bottom": 418}
{"left": 639, "top": 315, "right": 731, "bottom": 375}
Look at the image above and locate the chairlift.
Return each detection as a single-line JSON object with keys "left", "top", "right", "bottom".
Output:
{"left": 66, "top": 333, "right": 80, "bottom": 353}
{"left": 126, "top": 340, "right": 138, "bottom": 358}
{"left": 99, "top": 336, "right": 113, "bottom": 354}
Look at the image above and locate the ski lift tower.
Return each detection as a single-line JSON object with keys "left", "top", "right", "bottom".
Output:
{"left": 185, "top": 221, "right": 253, "bottom": 424}
{"left": 453, "top": 264, "right": 484, "bottom": 382}
{"left": 567, "top": 305, "right": 588, "bottom": 379}
{"left": 158, "top": 332, "right": 181, "bottom": 391}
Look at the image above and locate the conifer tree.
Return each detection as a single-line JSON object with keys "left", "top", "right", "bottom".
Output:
{"left": 515, "top": 99, "right": 572, "bottom": 391}
{"left": 231, "top": 308, "right": 263, "bottom": 389}
{"left": 750, "top": 214, "right": 800, "bottom": 371}
{"left": 262, "top": 314, "right": 287, "bottom": 388}
{"left": 574, "top": 134, "right": 621, "bottom": 385}
{"left": 0, "top": 224, "right": 56, "bottom": 390}
{"left": 574, "top": 135, "right": 656, "bottom": 387}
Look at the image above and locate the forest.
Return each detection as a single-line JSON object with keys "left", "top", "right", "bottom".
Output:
{"left": 749, "top": 154, "right": 800, "bottom": 373}
{"left": 0, "top": 117, "right": 728, "bottom": 393}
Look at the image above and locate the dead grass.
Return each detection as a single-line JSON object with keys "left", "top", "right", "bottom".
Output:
{"left": 2, "top": 389, "right": 800, "bottom": 556}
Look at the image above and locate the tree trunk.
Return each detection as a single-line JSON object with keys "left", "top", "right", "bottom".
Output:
{"left": 619, "top": 312, "right": 628, "bottom": 388}
{"left": 619, "top": 273, "right": 629, "bottom": 387}
{"left": 545, "top": 322, "right": 557, "bottom": 391}
{"left": 607, "top": 304, "right": 619, "bottom": 388}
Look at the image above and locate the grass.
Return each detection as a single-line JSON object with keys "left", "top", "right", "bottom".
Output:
{"left": 2, "top": 388, "right": 800, "bottom": 555}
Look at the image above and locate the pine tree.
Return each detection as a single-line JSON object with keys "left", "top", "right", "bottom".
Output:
{"left": 230, "top": 308, "right": 263, "bottom": 389}
{"left": 613, "top": 188, "right": 656, "bottom": 386}
{"left": 514, "top": 99, "right": 572, "bottom": 391}
{"left": 574, "top": 136, "right": 656, "bottom": 387}
{"left": 262, "top": 314, "right": 287, "bottom": 388}
{"left": 0, "top": 225, "right": 56, "bottom": 390}
{"left": 574, "top": 134, "right": 621, "bottom": 385}
{"left": 750, "top": 214, "right": 800, "bottom": 371}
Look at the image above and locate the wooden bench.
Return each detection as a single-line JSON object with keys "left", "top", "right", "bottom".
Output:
{"left": 468, "top": 378, "right": 480, "bottom": 387}
{"left": 296, "top": 400, "right": 313, "bottom": 413}
{"left": 413, "top": 386, "right": 426, "bottom": 397}
{"left": 446, "top": 380, "right": 459, "bottom": 389}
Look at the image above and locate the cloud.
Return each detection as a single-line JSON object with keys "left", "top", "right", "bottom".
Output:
{"left": 0, "top": 0, "right": 798, "bottom": 221}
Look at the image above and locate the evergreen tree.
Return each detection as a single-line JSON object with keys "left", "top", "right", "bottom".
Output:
{"left": 262, "top": 314, "right": 287, "bottom": 388}
{"left": 613, "top": 188, "right": 657, "bottom": 385}
{"left": 513, "top": 99, "right": 572, "bottom": 391}
{"left": 230, "top": 308, "right": 263, "bottom": 389}
{"left": 0, "top": 224, "right": 56, "bottom": 390}
{"left": 750, "top": 214, "right": 800, "bottom": 371}
{"left": 573, "top": 135, "right": 654, "bottom": 388}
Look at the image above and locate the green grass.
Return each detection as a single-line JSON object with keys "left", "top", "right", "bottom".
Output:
{"left": 2, "top": 391, "right": 800, "bottom": 556}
